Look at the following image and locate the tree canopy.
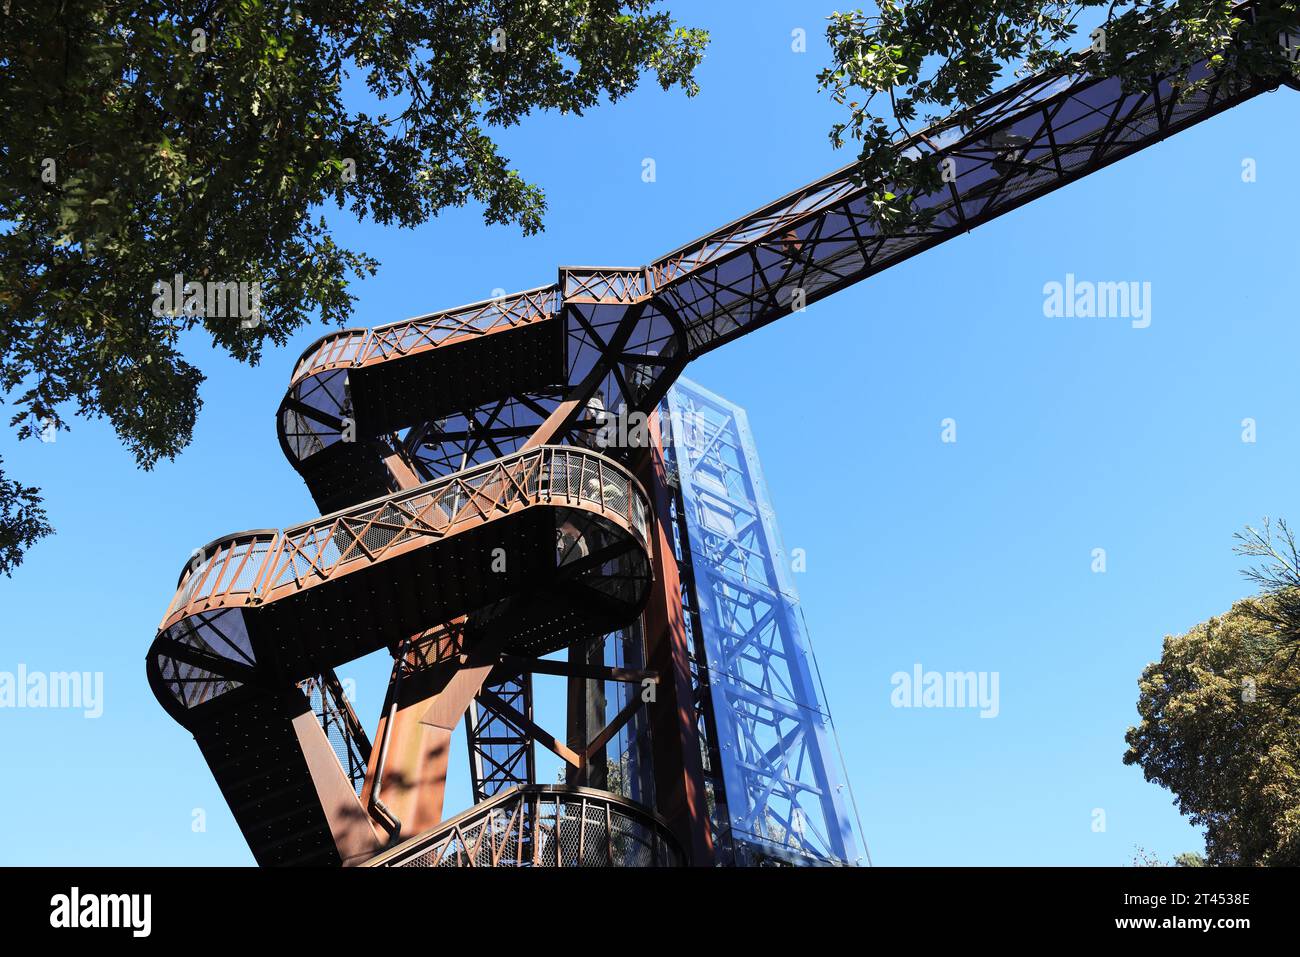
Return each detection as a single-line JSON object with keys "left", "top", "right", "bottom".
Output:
{"left": 1124, "top": 521, "right": 1300, "bottom": 865}
{"left": 2, "top": 1, "right": 1298, "bottom": 574}
{"left": 819, "top": 0, "right": 1299, "bottom": 224}
{"left": 0, "top": 0, "right": 707, "bottom": 574}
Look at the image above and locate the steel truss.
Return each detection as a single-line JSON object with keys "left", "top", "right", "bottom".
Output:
{"left": 275, "top": 3, "right": 1293, "bottom": 508}
{"left": 665, "top": 378, "right": 860, "bottom": 865}
{"left": 146, "top": 1, "right": 1297, "bottom": 867}
{"left": 467, "top": 673, "right": 536, "bottom": 802}
{"left": 366, "top": 785, "right": 682, "bottom": 867}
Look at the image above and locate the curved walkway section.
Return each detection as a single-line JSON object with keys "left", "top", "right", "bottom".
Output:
{"left": 365, "top": 785, "right": 683, "bottom": 867}
{"left": 277, "top": 15, "right": 1288, "bottom": 506}
{"left": 148, "top": 445, "right": 651, "bottom": 730}
{"left": 278, "top": 286, "right": 562, "bottom": 511}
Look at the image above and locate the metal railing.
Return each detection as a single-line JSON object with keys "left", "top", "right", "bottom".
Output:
{"left": 300, "top": 671, "right": 372, "bottom": 797}
{"left": 161, "top": 445, "right": 650, "bottom": 628}
{"left": 366, "top": 785, "right": 683, "bottom": 867}
{"left": 289, "top": 285, "right": 559, "bottom": 385}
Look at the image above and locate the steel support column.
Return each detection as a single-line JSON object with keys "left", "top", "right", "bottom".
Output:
{"left": 637, "top": 413, "right": 714, "bottom": 865}
{"left": 566, "top": 635, "right": 609, "bottom": 789}
{"left": 467, "top": 671, "right": 537, "bottom": 802}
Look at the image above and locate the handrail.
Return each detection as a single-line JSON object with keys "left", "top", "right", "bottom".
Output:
{"left": 364, "top": 784, "right": 683, "bottom": 867}
{"left": 288, "top": 284, "right": 560, "bottom": 386}
{"left": 160, "top": 445, "right": 651, "bottom": 630}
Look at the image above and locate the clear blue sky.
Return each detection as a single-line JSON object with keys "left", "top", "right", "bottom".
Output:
{"left": 3, "top": 0, "right": 1298, "bottom": 865}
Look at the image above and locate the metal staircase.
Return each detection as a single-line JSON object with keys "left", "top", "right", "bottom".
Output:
{"left": 145, "top": 0, "right": 1297, "bottom": 865}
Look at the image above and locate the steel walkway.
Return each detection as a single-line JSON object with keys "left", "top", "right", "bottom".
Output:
{"left": 147, "top": 1, "right": 1296, "bottom": 865}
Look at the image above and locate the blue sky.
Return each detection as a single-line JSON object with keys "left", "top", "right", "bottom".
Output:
{"left": 2, "top": 0, "right": 1298, "bottom": 865}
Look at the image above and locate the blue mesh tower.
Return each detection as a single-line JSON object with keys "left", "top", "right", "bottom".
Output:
{"left": 662, "top": 377, "right": 863, "bottom": 866}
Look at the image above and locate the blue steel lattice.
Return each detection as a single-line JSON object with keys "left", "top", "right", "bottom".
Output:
{"left": 663, "top": 378, "right": 861, "bottom": 865}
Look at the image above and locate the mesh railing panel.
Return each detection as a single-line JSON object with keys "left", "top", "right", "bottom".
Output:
{"left": 289, "top": 286, "right": 559, "bottom": 385}
{"left": 299, "top": 675, "right": 370, "bottom": 797}
{"left": 374, "top": 787, "right": 681, "bottom": 867}
{"left": 161, "top": 446, "right": 650, "bottom": 625}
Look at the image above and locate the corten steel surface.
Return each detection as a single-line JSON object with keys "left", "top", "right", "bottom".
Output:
{"left": 146, "top": 447, "right": 653, "bottom": 865}
{"left": 300, "top": 670, "right": 373, "bottom": 796}
{"left": 364, "top": 785, "right": 683, "bottom": 867}
{"left": 182, "top": 681, "right": 385, "bottom": 866}
{"left": 148, "top": 445, "right": 651, "bottom": 726}
{"left": 147, "top": 3, "right": 1297, "bottom": 866}
{"left": 637, "top": 413, "right": 715, "bottom": 865}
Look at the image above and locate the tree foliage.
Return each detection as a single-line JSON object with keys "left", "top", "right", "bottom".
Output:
{"left": 1234, "top": 518, "right": 1300, "bottom": 704}
{"left": 0, "top": 0, "right": 707, "bottom": 573}
{"left": 0, "top": 454, "right": 51, "bottom": 575}
{"left": 5, "top": 1, "right": 1299, "bottom": 577}
{"left": 1124, "top": 537, "right": 1300, "bottom": 865}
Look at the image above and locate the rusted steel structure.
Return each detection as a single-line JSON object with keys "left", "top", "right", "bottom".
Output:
{"left": 364, "top": 785, "right": 683, "bottom": 868}
{"left": 146, "top": 4, "right": 1297, "bottom": 866}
